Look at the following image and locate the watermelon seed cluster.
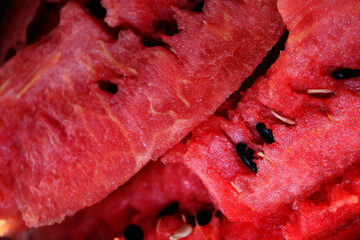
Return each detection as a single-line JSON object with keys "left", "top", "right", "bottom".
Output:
{"left": 331, "top": 68, "right": 360, "bottom": 79}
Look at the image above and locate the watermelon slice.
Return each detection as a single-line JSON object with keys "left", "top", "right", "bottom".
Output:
{"left": 282, "top": 163, "right": 360, "bottom": 240}
{"left": 14, "top": 161, "right": 215, "bottom": 240}
{"left": 0, "top": 0, "right": 284, "bottom": 227}
{"left": 102, "top": 0, "right": 203, "bottom": 31}
{"left": 163, "top": 0, "right": 360, "bottom": 223}
{"left": 16, "top": 162, "right": 360, "bottom": 239}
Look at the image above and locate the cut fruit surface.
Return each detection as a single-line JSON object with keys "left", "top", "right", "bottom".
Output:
{"left": 163, "top": 0, "right": 360, "bottom": 223}
{"left": 0, "top": 0, "right": 283, "bottom": 227}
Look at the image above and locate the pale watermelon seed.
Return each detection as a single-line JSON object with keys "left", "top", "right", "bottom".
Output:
{"left": 170, "top": 224, "right": 193, "bottom": 240}
{"left": 306, "top": 88, "right": 335, "bottom": 97}
{"left": 256, "top": 122, "right": 275, "bottom": 143}
{"left": 257, "top": 152, "right": 273, "bottom": 164}
{"left": 181, "top": 214, "right": 187, "bottom": 223}
{"left": 271, "top": 110, "right": 296, "bottom": 125}
{"left": 230, "top": 181, "right": 242, "bottom": 193}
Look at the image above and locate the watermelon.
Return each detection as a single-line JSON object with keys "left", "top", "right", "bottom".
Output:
{"left": 163, "top": 0, "right": 360, "bottom": 229}
{"left": 3, "top": 0, "right": 360, "bottom": 238}
{"left": 0, "top": 0, "right": 283, "bottom": 227}
{"left": 14, "top": 161, "right": 215, "bottom": 240}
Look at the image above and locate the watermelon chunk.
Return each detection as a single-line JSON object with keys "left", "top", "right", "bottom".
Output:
{"left": 15, "top": 161, "right": 213, "bottom": 240}
{"left": 0, "top": 0, "right": 284, "bottom": 227}
{"left": 102, "top": 0, "right": 203, "bottom": 32}
{"left": 163, "top": 0, "right": 360, "bottom": 223}
{"left": 283, "top": 164, "right": 360, "bottom": 240}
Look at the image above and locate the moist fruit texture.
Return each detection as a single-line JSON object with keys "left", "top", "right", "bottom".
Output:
{"left": 162, "top": 0, "right": 360, "bottom": 237}
{"left": 12, "top": 0, "right": 360, "bottom": 238}
{"left": 0, "top": 0, "right": 283, "bottom": 227}
{"left": 17, "top": 161, "right": 215, "bottom": 240}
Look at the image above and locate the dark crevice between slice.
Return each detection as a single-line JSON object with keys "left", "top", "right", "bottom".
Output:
{"left": 214, "top": 30, "right": 289, "bottom": 119}
{"left": 179, "top": 0, "right": 205, "bottom": 13}
{"left": 153, "top": 19, "right": 180, "bottom": 37}
{"left": 194, "top": 1, "right": 205, "bottom": 12}
{"left": 26, "top": 1, "right": 65, "bottom": 45}
{"left": 86, "top": 0, "right": 106, "bottom": 19}
{"left": 158, "top": 201, "right": 180, "bottom": 217}
{"left": 239, "top": 29, "right": 289, "bottom": 92}
{"left": 5, "top": 48, "right": 16, "bottom": 62}
{"left": 180, "top": 132, "right": 192, "bottom": 144}
{"left": 26, "top": 1, "right": 115, "bottom": 46}
{"left": 0, "top": 0, "right": 10, "bottom": 26}
{"left": 141, "top": 19, "right": 180, "bottom": 47}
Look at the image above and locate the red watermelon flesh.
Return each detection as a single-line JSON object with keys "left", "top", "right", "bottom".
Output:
{"left": 102, "top": 0, "right": 203, "bottom": 33}
{"left": 282, "top": 163, "right": 360, "bottom": 240}
{"left": 18, "top": 161, "right": 360, "bottom": 240}
{"left": 163, "top": 0, "right": 360, "bottom": 223}
{"left": 0, "top": 0, "right": 284, "bottom": 227}
{"left": 16, "top": 163, "right": 360, "bottom": 240}
{"left": 14, "top": 161, "right": 213, "bottom": 240}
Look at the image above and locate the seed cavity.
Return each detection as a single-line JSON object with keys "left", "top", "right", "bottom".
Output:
{"left": 170, "top": 224, "right": 193, "bottom": 240}
{"left": 97, "top": 80, "right": 118, "bottom": 95}
{"left": 306, "top": 88, "right": 335, "bottom": 97}
{"left": 256, "top": 122, "right": 275, "bottom": 144}
{"left": 236, "top": 143, "right": 257, "bottom": 173}
{"left": 123, "top": 224, "right": 144, "bottom": 240}
{"left": 331, "top": 68, "right": 360, "bottom": 79}
{"left": 196, "top": 210, "right": 212, "bottom": 226}
{"left": 271, "top": 110, "right": 296, "bottom": 125}
{"left": 158, "top": 201, "right": 179, "bottom": 217}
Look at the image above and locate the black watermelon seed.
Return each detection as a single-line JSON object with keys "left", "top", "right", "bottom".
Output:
{"left": 157, "top": 201, "right": 179, "bottom": 217}
{"left": 123, "top": 224, "right": 144, "bottom": 240}
{"left": 236, "top": 143, "right": 257, "bottom": 173}
{"left": 331, "top": 68, "right": 360, "bottom": 79}
{"left": 196, "top": 210, "right": 212, "bottom": 226}
{"left": 256, "top": 122, "right": 275, "bottom": 144}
